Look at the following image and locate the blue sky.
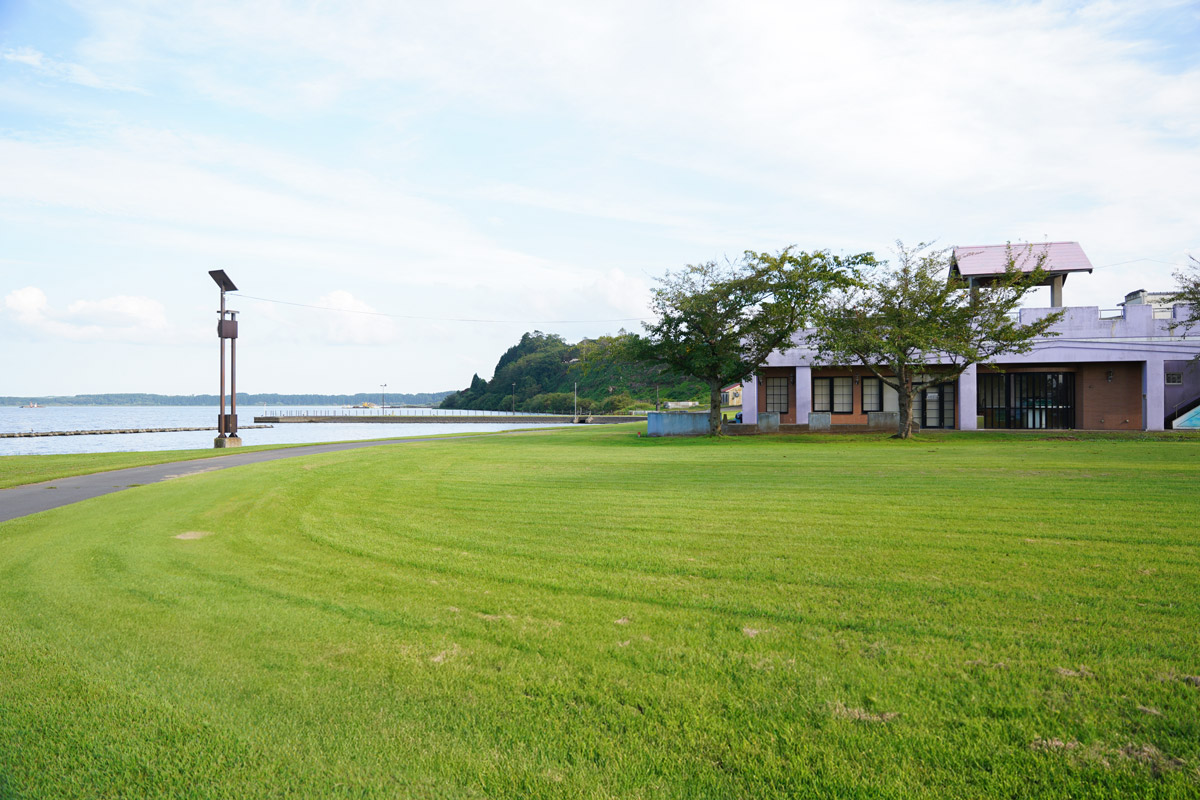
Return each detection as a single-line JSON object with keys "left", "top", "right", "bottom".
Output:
{"left": 2, "top": 0, "right": 1198, "bottom": 395}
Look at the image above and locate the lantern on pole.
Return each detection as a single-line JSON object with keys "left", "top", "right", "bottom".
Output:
{"left": 209, "top": 270, "right": 242, "bottom": 448}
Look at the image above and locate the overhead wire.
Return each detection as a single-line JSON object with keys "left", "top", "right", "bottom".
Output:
{"left": 230, "top": 292, "right": 652, "bottom": 325}
{"left": 1090, "top": 256, "right": 1193, "bottom": 271}
{"left": 228, "top": 253, "right": 1192, "bottom": 323}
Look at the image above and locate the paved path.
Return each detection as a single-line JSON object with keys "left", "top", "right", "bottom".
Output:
{"left": 0, "top": 437, "right": 448, "bottom": 523}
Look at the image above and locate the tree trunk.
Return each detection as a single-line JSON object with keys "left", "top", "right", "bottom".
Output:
{"left": 709, "top": 381, "right": 723, "bottom": 436}
{"left": 896, "top": 372, "right": 915, "bottom": 439}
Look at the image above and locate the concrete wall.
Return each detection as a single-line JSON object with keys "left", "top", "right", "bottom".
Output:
{"left": 647, "top": 411, "right": 710, "bottom": 436}
{"left": 742, "top": 376, "right": 758, "bottom": 425}
{"left": 1165, "top": 360, "right": 1200, "bottom": 419}
{"left": 958, "top": 364, "right": 977, "bottom": 430}
{"left": 795, "top": 366, "right": 812, "bottom": 425}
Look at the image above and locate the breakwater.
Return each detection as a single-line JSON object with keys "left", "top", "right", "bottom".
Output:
{"left": 2, "top": 425, "right": 274, "bottom": 438}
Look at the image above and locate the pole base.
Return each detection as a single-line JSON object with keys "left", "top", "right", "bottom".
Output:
{"left": 213, "top": 436, "right": 243, "bottom": 448}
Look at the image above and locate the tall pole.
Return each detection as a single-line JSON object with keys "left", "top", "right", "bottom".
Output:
{"left": 218, "top": 288, "right": 226, "bottom": 437}
{"left": 512, "top": 383, "right": 516, "bottom": 414}
{"left": 229, "top": 314, "right": 237, "bottom": 438}
{"left": 381, "top": 383, "right": 387, "bottom": 411}
{"left": 574, "top": 382, "right": 577, "bottom": 418}
{"left": 210, "top": 270, "right": 240, "bottom": 447}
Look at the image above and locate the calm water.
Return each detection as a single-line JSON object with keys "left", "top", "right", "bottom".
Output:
{"left": 0, "top": 406, "right": 573, "bottom": 456}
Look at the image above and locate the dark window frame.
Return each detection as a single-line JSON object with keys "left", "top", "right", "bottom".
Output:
{"left": 915, "top": 380, "right": 957, "bottom": 429}
{"left": 812, "top": 377, "right": 831, "bottom": 412}
{"left": 977, "top": 371, "right": 1075, "bottom": 429}
{"left": 812, "top": 376, "right": 855, "bottom": 414}
{"left": 861, "top": 376, "right": 883, "bottom": 412}
{"left": 765, "top": 376, "right": 789, "bottom": 413}
{"left": 832, "top": 377, "right": 853, "bottom": 414}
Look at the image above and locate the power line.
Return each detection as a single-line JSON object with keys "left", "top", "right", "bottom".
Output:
{"left": 230, "top": 293, "right": 652, "bottom": 325}
{"left": 1091, "top": 257, "right": 1193, "bottom": 271}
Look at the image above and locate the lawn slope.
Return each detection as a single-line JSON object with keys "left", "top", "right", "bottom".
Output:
{"left": 1, "top": 427, "right": 1198, "bottom": 798}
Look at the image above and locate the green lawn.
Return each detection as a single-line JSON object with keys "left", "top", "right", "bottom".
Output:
{"left": 0, "top": 430, "right": 507, "bottom": 489}
{"left": 1, "top": 426, "right": 1198, "bottom": 798}
{"left": 0, "top": 443, "right": 307, "bottom": 490}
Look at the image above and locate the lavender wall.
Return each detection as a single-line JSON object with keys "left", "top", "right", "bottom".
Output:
{"left": 1165, "top": 360, "right": 1200, "bottom": 417}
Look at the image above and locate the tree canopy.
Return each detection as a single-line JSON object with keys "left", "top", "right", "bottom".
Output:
{"left": 623, "top": 247, "right": 867, "bottom": 435}
{"left": 438, "top": 331, "right": 705, "bottom": 414}
{"left": 808, "top": 242, "right": 1063, "bottom": 438}
{"left": 1171, "top": 255, "right": 1200, "bottom": 333}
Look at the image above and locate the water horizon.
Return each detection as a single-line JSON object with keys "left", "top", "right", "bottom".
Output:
{"left": 0, "top": 406, "right": 573, "bottom": 456}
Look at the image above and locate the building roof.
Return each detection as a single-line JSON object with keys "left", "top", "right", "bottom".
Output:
{"left": 951, "top": 242, "right": 1093, "bottom": 278}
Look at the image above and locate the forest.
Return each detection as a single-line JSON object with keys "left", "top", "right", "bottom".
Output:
{"left": 439, "top": 331, "right": 706, "bottom": 414}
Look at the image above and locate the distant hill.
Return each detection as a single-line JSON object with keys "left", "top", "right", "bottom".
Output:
{"left": 439, "top": 331, "right": 706, "bottom": 414}
{"left": 0, "top": 392, "right": 455, "bottom": 407}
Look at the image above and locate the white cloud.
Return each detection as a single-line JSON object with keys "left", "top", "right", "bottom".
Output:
{"left": 56, "top": 1, "right": 1197, "bottom": 259}
{"left": 3, "top": 285, "right": 177, "bottom": 342}
{"left": 314, "top": 290, "right": 397, "bottom": 345}
{"left": 2, "top": 0, "right": 1198, "bottom": 394}
{"left": 2, "top": 46, "right": 145, "bottom": 93}
{"left": 4, "top": 286, "right": 50, "bottom": 319}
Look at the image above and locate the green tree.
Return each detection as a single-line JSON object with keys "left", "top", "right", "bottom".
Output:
{"left": 624, "top": 247, "right": 865, "bottom": 435}
{"left": 1170, "top": 255, "right": 1200, "bottom": 333}
{"left": 807, "top": 242, "right": 1062, "bottom": 439}
{"left": 440, "top": 330, "right": 705, "bottom": 412}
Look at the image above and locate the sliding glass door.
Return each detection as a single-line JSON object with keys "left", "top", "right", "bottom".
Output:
{"left": 977, "top": 372, "right": 1075, "bottom": 429}
{"left": 916, "top": 382, "right": 956, "bottom": 429}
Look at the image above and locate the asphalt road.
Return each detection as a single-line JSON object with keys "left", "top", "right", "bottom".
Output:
{"left": 0, "top": 437, "right": 436, "bottom": 523}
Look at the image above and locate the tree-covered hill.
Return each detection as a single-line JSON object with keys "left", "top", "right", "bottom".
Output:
{"left": 439, "top": 331, "right": 706, "bottom": 414}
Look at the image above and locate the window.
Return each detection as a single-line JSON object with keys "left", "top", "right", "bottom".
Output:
{"left": 765, "top": 377, "right": 789, "bottom": 413}
{"left": 923, "top": 387, "right": 941, "bottom": 428}
{"left": 862, "top": 377, "right": 883, "bottom": 412}
{"left": 832, "top": 377, "right": 853, "bottom": 413}
{"left": 812, "top": 376, "right": 853, "bottom": 413}
{"left": 915, "top": 381, "right": 958, "bottom": 429}
{"left": 813, "top": 378, "right": 830, "bottom": 412}
{"left": 1166, "top": 373, "right": 1183, "bottom": 385}
{"left": 977, "top": 372, "right": 1074, "bottom": 429}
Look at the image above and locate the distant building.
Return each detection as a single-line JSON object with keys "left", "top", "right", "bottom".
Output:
{"left": 720, "top": 383, "right": 743, "bottom": 407}
{"left": 1120, "top": 289, "right": 1183, "bottom": 318}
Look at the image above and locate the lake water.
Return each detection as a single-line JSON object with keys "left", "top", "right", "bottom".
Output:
{"left": 0, "top": 406, "right": 574, "bottom": 456}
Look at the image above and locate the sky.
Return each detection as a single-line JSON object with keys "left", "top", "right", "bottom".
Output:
{"left": 1, "top": 0, "right": 1198, "bottom": 396}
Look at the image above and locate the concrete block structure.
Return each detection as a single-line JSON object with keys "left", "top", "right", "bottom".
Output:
{"left": 647, "top": 411, "right": 710, "bottom": 436}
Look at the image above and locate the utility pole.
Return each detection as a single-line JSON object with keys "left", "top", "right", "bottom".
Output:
{"left": 574, "top": 381, "right": 577, "bottom": 419}
{"left": 209, "top": 270, "right": 241, "bottom": 448}
{"left": 512, "top": 383, "right": 516, "bottom": 414}
{"left": 380, "top": 383, "right": 387, "bottom": 413}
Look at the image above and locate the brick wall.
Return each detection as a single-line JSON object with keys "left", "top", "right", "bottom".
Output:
{"left": 1075, "top": 363, "right": 1143, "bottom": 430}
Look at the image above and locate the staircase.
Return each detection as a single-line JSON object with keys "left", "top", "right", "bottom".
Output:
{"left": 1166, "top": 394, "right": 1200, "bottom": 429}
